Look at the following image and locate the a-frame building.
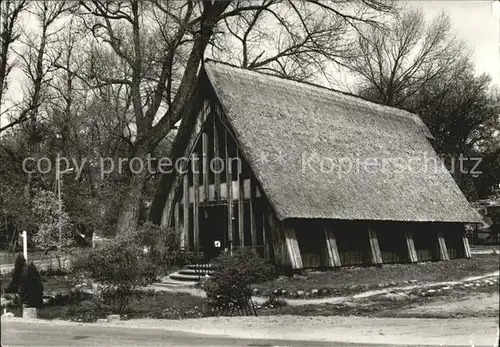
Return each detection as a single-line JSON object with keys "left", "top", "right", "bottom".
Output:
{"left": 156, "top": 60, "right": 481, "bottom": 269}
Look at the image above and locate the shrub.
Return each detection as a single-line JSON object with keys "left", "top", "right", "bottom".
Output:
{"left": 19, "top": 262, "right": 44, "bottom": 308}
{"left": 6, "top": 253, "right": 26, "bottom": 294}
{"left": 31, "top": 189, "right": 74, "bottom": 270}
{"left": 204, "top": 248, "right": 273, "bottom": 314}
{"left": 73, "top": 235, "right": 152, "bottom": 314}
{"left": 128, "top": 223, "right": 183, "bottom": 272}
{"left": 211, "top": 248, "right": 273, "bottom": 286}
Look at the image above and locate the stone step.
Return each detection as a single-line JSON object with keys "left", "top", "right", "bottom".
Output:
{"left": 186, "top": 264, "right": 216, "bottom": 270}
{"left": 178, "top": 268, "right": 215, "bottom": 276}
{"left": 169, "top": 272, "right": 204, "bottom": 282}
{"left": 151, "top": 278, "right": 197, "bottom": 289}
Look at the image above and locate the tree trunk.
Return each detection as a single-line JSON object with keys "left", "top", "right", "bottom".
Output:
{"left": 115, "top": 148, "right": 149, "bottom": 234}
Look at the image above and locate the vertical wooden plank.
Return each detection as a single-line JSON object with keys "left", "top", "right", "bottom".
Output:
{"left": 462, "top": 231, "right": 472, "bottom": 258}
{"left": 193, "top": 152, "right": 200, "bottom": 258}
{"left": 162, "top": 190, "right": 174, "bottom": 227}
{"left": 174, "top": 202, "right": 180, "bottom": 246}
{"left": 213, "top": 116, "right": 220, "bottom": 202}
{"left": 437, "top": 231, "right": 450, "bottom": 261}
{"left": 368, "top": 229, "right": 383, "bottom": 265}
{"left": 262, "top": 210, "right": 269, "bottom": 260}
{"left": 283, "top": 226, "right": 303, "bottom": 269}
{"left": 267, "top": 209, "right": 283, "bottom": 265}
{"left": 225, "top": 129, "right": 233, "bottom": 254}
{"left": 237, "top": 149, "right": 244, "bottom": 247}
{"left": 324, "top": 227, "right": 341, "bottom": 267}
{"left": 249, "top": 178, "right": 257, "bottom": 251}
{"left": 405, "top": 230, "right": 418, "bottom": 263}
{"left": 160, "top": 204, "right": 168, "bottom": 227}
{"left": 174, "top": 203, "right": 179, "bottom": 228}
{"left": 183, "top": 174, "right": 189, "bottom": 251}
{"left": 202, "top": 130, "right": 209, "bottom": 202}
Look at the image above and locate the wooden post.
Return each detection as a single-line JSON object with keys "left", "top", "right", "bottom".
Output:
{"left": 174, "top": 202, "right": 180, "bottom": 247}
{"left": 249, "top": 178, "right": 257, "bottom": 251}
{"left": 283, "top": 226, "right": 303, "bottom": 269}
{"left": 267, "top": 209, "right": 286, "bottom": 266}
{"left": 262, "top": 210, "right": 269, "bottom": 260}
{"left": 225, "top": 130, "right": 233, "bottom": 253}
{"left": 237, "top": 149, "right": 244, "bottom": 247}
{"left": 174, "top": 203, "right": 180, "bottom": 229}
{"left": 162, "top": 189, "right": 175, "bottom": 227}
{"left": 202, "top": 130, "right": 209, "bottom": 202}
{"left": 437, "top": 231, "right": 450, "bottom": 261}
{"left": 183, "top": 174, "right": 189, "bottom": 251}
{"left": 405, "top": 230, "right": 418, "bottom": 263}
{"left": 462, "top": 229, "right": 472, "bottom": 258}
{"left": 193, "top": 152, "right": 200, "bottom": 258}
{"left": 213, "top": 117, "right": 221, "bottom": 202}
{"left": 22, "top": 230, "right": 28, "bottom": 263}
{"left": 193, "top": 103, "right": 203, "bottom": 255}
{"left": 368, "top": 229, "right": 383, "bottom": 265}
{"left": 324, "top": 227, "right": 341, "bottom": 267}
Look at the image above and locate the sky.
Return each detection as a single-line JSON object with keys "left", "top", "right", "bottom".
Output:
{"left": 330, "top": 0, "right": 500, "bottom": 91}
{"left": 1, "top": 1, "right": 499, "bottom": 131}
{"left": 409, "top": 0, "right": 499, "bottom": 86}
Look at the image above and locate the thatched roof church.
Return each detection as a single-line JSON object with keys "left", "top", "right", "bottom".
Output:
{"left": 156, "top": 60, "right": 481, "bottom": 269}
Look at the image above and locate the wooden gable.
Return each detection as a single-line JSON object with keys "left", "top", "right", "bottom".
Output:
{"left": 160, "top": 85, "right": 278, "bottom": 261}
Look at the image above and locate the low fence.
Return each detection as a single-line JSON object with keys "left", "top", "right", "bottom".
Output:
{"left": 0, "top": 256, "right": 72, "bottom": 275}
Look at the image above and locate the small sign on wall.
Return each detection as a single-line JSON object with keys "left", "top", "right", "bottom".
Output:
{"left": 214, "top": 240, "right": 221, "bottom": 248}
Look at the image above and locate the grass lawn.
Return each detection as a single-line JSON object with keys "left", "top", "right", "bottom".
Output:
{"left": 253, "top": 254, "right": 500, "bottom": 297}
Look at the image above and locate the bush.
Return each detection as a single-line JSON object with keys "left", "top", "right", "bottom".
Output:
{"left": 6, "top": 253, "right": 26, "bottom": 294}
{"left": 211, "top": 248, "right": 274, "bottom": 286}
{"left": 19, "top": 262, "right": 44, "bottom": 308}
{"left": 204, "top": 248, "right": 273, "bottom": 314}
{"left": 73, "top": 235, "right": 152, "bottom": 314}
{"left": 31, "top": 189, "right": 74, "bottom": 270}
{"left": 129, "top": 223, "right": 183, "bottom": 272}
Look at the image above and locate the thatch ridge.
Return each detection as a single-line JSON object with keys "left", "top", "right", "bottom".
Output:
{"left": 203, "top": 59, "right": 433, "bottom": 139}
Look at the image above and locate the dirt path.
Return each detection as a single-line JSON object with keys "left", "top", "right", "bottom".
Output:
{"left": 5, "top": 315, "right": 498, "bottom": 346}
{"left": 285, "top": 270, "right": 499, "bottom": 306}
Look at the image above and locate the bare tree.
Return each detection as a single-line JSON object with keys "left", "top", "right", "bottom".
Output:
{"left": 346, "top": 8, "right": 465, "bottom": 107}
{"left": 0, "top": 0, "right": 72, "bottom": 134}
{"left": 211, "top": 0, "right": 351, "bottom": 82}
{"left": 0, "top": 0, "right": 28, "bottom": 118}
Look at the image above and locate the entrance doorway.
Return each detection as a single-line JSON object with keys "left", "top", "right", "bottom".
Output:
{"left": 199, "top": 205, "right": 228, "bottom": 260}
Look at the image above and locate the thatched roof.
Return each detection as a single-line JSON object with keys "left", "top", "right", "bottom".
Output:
{"left": 203, "top": 61, "right": 481, "bottom": 224}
